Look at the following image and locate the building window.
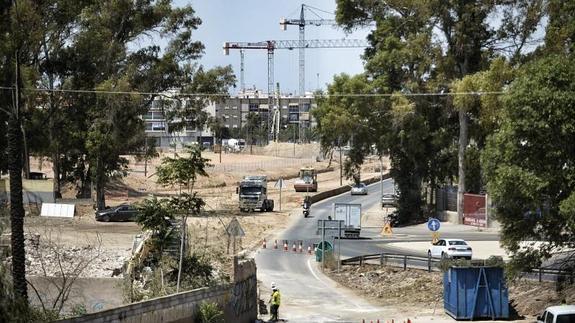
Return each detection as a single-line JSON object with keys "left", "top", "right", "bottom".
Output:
{"left": 288, "top": 105, "right": 299, "bottom": 113}
{"left": 249, "top": 103, "right": 259, "bottom": 112}
{"left": 151, "top": 122, "right": 166, "bottom": 131}
{"left": 301, "top": 103, "right": 311, "bottom": 112}
{"left": 289, "top": 113, "right": 299, "bottom": 122}
{"left": 233, "top": 125, "right": 238, "bottom": 128}
{"left": 224, "top": 106, "right": 229, "bottom": 110}
{"left": 233, "top": 106, "right": 238, "bottom": 110}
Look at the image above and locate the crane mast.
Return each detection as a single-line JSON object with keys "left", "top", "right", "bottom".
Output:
{"left": 280, "top": 4, "right": 337, "bottom": 95}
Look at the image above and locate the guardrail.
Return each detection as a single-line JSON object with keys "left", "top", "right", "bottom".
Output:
{"left": 341, "top": 252, "right": 575, "bottom": 283}
{"left": 341, "top": 252, "right": 441, "bottom": 272}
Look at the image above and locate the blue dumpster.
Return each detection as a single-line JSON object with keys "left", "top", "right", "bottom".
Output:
{"left": 315, "top": 241, "right": 333, "bottom": 262}
{"left": 443, "top": 266, "right": 509, "bottom": 320}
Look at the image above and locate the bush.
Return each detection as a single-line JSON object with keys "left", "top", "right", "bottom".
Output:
{"left": 196, "top": 302, "right": 224, "bottom": 323}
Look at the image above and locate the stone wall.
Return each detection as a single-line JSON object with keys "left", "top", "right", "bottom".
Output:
{"left": 58, "top": 258, "right": 257, "bottom": 323}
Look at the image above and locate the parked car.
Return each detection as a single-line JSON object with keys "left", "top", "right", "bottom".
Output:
{"left": 350, "top": 183, "right": 368, "bottom": 195}
{"left": 381, "top": 193, "right": 398, "bottom": 207}
{"left": 537, "top": 305, "right": 575, "bottom": 323}
{"left": 428, "top": 238, "right": 472, "bottom": 260}
{"left": 95, "top": 204, "right": 139, "bottom": 222}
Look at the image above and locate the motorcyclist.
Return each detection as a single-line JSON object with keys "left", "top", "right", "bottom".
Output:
{"left": 302, "top": 196, "right": 311, "bottom": 210}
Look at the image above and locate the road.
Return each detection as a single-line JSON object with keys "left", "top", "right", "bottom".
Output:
{"left": 255, "top": 178, "right": 505, "bottom": 322}
{"left": 256, "top": 180, "right": 391, "bottom": 322}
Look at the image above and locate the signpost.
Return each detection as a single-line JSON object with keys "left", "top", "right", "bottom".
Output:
{"left": 317, "top": 219, "right": 344, "bottom": 272}
{"left": 274, "top": 177, "right": 288, "bottom": 211}
{"left": 427, "top": 217, "right": 441, "bottom": 244}
{"left": 226, "top": 217, "right": 245, "bottom": 254}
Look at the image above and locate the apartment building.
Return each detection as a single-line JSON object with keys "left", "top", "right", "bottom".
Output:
{"left": 144, "top": 89, "right": 316, "bottom": 148}
{"left": 214, "top": 89, "right": 316, "bottom": 131}
{"left": 143, "top": 96, "right": 215, "bottom": 149}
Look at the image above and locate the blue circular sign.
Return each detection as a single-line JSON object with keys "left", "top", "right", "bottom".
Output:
{"left": 427, "top": 218, "right": 441, "bottom": 232}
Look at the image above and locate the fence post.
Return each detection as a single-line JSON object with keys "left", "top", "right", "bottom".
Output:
{"left": 404, "top": 255, "right": 407, "bottom": 271}
{"left": 380, "top": 253, "right": 384, "bottom": 265}
{"left": 539, "top": 268, "right": 542, "bottom": 283}
{"left": 428, "top": 253, "right": 432, "bottom": 273}
{"left": 359, "top": 256, "right": 364, "bottom": 266}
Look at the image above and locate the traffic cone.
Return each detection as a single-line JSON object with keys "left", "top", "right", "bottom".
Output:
{"left": 274, "top": 240, "right": 278, "bottom": 249}
{"left": 298, "top": 242, "right": 303, "bottom": 253}
{"left": 283, "top": 241, "right": 288, "bottom": 251}
{"left": 262, "top": 239, "right": 266, "bottom": 249}
{"left": 292, "top": 243, "right": 296, "bottom": 252}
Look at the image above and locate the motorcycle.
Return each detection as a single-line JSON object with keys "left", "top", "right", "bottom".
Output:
{"left": 302, "top": 203, "right": 310, "bottom": 218}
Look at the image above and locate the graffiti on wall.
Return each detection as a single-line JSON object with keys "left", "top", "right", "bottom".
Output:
{"left": 231, "top": 274, "right": 257, "bottom": 317}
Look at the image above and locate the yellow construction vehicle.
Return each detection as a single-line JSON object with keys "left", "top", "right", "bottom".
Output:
{"left": 294, "top": 167, "right": 318, "bottom": 192}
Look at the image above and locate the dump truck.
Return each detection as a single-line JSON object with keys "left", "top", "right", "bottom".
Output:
{"left": 237, "top": 176, "right": 274, "bottom": 212}
{"left": 333, "top": 203, "right": 362, "bottom": 238}
{"left": 294, "top": 167, "right": 318, "bottom": 192}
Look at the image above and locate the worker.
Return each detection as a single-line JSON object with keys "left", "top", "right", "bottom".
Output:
{"left": 269, "top": 282, "right": 281, "bottom": 322}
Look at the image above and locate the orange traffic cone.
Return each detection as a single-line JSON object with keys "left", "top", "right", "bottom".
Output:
{"left": 283, "top": 241, "right": 288, "bottom": 251}
{"left": 292, "top": 243, "right": 296, "bottom": 252}
{"left": 298, "top": 242, "right": 303, "bottom": 253}
{"left": 262, "top": 239, "right": 266, "bottom": 249}
{"left": 274, "top": 240, "right": 278, "bottom": 249}
{"left": 307, "top": 245, "right": 312, "bottom": 255}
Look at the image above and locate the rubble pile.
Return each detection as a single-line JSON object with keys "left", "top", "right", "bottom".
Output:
{"left": 328, "top": 265, "right": 443, "bottom": 307}
{"left": 25, "top": 240, "right": 129, "bottom": 278}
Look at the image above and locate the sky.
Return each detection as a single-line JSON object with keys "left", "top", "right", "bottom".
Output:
{"left": 180, "top": 0, "right": 373, "bottom": 95}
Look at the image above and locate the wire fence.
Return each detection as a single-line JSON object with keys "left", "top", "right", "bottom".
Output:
{"left": 209, "top": 158, "right": 317, "bottom": 173}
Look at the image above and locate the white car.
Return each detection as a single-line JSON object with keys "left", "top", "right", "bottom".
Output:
{"left": 350, "top": 183, "right": 368, "bottom": 195}
{"left": 537, "top": 305, "right": 575, "bottom": 323}
{"left": 428, "top": 239, "right": 472, "bottom": 260}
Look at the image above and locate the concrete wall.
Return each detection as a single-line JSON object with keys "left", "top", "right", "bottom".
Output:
{"left": 309, "top": 174, "right": 389, "bottom": 204}
{"left": 58, "top": 258, "right": 257, "bottom": 323}
{"left": 0, "top": 178, "right": 55, "bottom": 204}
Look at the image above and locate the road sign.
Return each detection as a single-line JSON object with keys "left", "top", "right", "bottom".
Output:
{"left": 274, "top": 178, "right": 289, "bottom": 189}
{"left": 431, "top": 232, "right": 440, "bottom": 244}
{"left": 427, "top": 218, "right": 441, "bottom": 232}
{"left": 381, "top": 223, "right": 393, "bottom": 235}
{"left": 316, "top": 220, "right": 345, "bottom": 237}
{"left": 226, "top": 217, "right": 245, "bottom": 237}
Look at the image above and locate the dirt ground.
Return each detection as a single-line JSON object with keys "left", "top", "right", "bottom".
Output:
{"left": 21, "top": 143, "right": 385, "bottom": 278}
{"left": 326, "top": 264, "right": 575, "bottom": 321}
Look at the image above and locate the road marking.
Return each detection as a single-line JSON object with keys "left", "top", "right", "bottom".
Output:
{"left": 306, "top": 257, "right": 377, "bottom": 311}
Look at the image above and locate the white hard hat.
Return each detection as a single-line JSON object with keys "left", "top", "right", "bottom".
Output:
{"left": 271, "top": 282, "right": 277, "bottom": 290}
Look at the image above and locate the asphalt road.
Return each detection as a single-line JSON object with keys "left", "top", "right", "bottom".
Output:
{"left": 255, "top": 178, "right": 506, "bottom": 322}
{"left": 255, "top": 179, "right": 394, "bottom": 322}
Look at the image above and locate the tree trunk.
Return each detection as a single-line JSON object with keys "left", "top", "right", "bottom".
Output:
{"left": 52, "top": 149, "right": 61, "bottom": 198}
{"left": 95, "top": 156, "right": 106, "bottom": 210}
{"left": 457, "top": 109, "right": 467, "bottom": 224}
{"left": 21, "top": 122, "right": 30, "bottom": 179}
{"left": 8, "top": 90, "right": 28, "bottom": 302}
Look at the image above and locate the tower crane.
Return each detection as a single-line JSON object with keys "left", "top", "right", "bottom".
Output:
{"left": 280, "top": 4, "right": 337, "bottom": 95}
{"left": 224, "top": 38, "right": 368, "bottom": 142}
{"left": 223, "top": 39, "right": 368, "bottom": 97}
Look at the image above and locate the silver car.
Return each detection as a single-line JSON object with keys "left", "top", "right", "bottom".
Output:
{"left": 381, "top": 193, "right": 398, "bottom": 207}
{"left": 350, "top": 183, "right": 368, "bottom": 195}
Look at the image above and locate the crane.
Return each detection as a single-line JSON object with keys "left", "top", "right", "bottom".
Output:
{"left": 223, "top": 39, "right": 368, "bottom": 97}
{"left": 280, "top": 4, "right": 337, "bottom": 95}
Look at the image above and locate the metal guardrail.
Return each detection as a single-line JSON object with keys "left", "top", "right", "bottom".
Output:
{"left": 341, "top": 252, "right": 441, "bottom": 272}
{"left": 341, "top": 253, "right": 575, "bottom": 283}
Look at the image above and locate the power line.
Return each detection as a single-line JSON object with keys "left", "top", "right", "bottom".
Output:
{"left": 0, "top": 86, "right": 506, "bottom": 98}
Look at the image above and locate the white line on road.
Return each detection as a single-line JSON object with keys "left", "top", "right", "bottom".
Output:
{"left": 306, "top": 257, "right": 378, "bottom": 312}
